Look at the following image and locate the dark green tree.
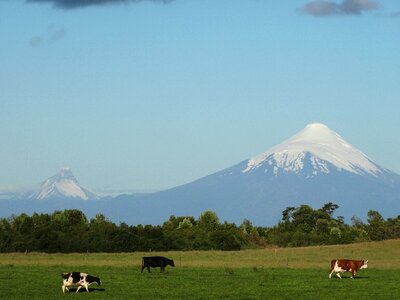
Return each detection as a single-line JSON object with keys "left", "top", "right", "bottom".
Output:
{"left": 366, "top": 210, "right": 386, "bottom": 241}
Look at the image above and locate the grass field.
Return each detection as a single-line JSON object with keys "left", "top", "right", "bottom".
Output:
{"left": 1, "top": 240, "right": 400, "bottom": 299}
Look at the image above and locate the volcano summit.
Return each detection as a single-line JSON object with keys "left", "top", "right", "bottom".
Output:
{"left": 243, "top": 123, "right": 386, "bottom": 177}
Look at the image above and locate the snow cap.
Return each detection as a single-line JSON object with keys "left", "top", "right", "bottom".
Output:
{"left": 243, "top": 123, "right": 382, "bottom": 176}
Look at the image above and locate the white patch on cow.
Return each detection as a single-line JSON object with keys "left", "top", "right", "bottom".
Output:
{"left": 360, "top": 261, "right": 368, "bottom": 269}
{"left": 329, "top": 260, "right": 344, "bottom": 279}
{"left": 333, "top": 261, "right": 345, "bottom": 277}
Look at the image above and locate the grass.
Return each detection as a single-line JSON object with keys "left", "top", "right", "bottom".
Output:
{"left": 1, "top": 239, "right": 400, "bottom": 299}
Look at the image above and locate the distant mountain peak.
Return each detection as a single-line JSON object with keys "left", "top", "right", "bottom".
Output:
{"left": 59, "top": 167, "right": 73, "bottom": 175}
{"left": 243, "top": 123, "right": 383, "bottom": 177}
{"left": 35, "top": 168, "right": 97, "bottom": 200}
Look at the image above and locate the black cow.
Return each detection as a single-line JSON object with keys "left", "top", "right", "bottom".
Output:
{"left": 141, "top": 256, "right": 175, "bottom": 273}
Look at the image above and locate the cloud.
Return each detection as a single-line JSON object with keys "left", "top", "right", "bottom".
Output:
{"left": 26, "top": 0, "right": 174, "bottom": 10}
{"left": 29, "top": 25, "right": 66, "bottom": 47}
{"left": 48, "top": 26, "right": 65, "bottom": 43}
{"left": 29, "top": 36, "right": 43, "bottom": 47}
{"left": 391, "top": 11, "right": 400, "bottom": 18}
{"left": 299, "top": 0, "right": 380, "bottom": 17}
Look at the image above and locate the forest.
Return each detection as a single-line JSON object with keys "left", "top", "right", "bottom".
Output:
{"left": 0, "top": 202, "right": 399, "bottom": 252}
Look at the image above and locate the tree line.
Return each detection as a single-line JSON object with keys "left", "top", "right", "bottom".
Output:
{"left": 0, "top": 203, "right": 399, "bottom": 252}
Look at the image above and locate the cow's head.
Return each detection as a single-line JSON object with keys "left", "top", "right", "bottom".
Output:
{"left": 169, "top": 259, "right": 175, "bottom": 267}
{"left": 87, "top": 275, "right": 102, "bottom": 285}
{"left": 361, "top": 260, "right": 368, "bottom": 269}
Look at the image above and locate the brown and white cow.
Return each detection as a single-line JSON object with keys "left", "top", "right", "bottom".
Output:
{"left": 61, "top": 272, "right": 101, "bottom": 293}
{"left": 329, "top": 259, "right": 368, "bottom": 279}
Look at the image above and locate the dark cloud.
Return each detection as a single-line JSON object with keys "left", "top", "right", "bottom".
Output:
{"left": 299, "top": 0, "right": 380, "bottom": 17}
{"left": 301, "top": 1, "right": 339, "bottom": 16}
{"left": 29, "top": 25, "right": 65, "bottom": 47}
{"left": 26, "top": 0, "right": 174, "bottom": 10}
{"left": 340, "top": 0, "right": 379, "bottom": 14}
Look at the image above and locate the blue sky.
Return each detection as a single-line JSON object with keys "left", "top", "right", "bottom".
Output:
{"left": 1, "top": 0, "right": 399, "bottom": 194}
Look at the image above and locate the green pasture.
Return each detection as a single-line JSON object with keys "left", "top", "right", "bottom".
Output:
{"left": 0, "top": 240, "right": 399, "bottom": 299}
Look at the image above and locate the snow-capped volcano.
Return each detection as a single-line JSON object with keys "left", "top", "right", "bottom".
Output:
{"left": 243, "top": 123, "right": 384, "bottom": 177}
{"left": 34, "top": 168, "right": 97, "bottom": 200}
{"left": 105, "top": 122, "right": 399, "bottom": 225}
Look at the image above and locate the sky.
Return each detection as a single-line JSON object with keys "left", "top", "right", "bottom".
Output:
{"left": 1, "top": 0, "right": 399, "bottom": 195}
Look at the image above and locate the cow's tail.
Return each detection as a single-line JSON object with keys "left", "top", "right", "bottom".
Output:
{"left": 330, "top": 259, "right": 336, "bottom": 270}
{"left": 140, "top": 258, "right": 146, "bottom": 273}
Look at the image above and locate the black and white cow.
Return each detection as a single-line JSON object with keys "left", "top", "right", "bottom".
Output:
{"left": 141, "top": 256, "right": 175, "bottom": 273}
{"left": 61, "top": 272, "right": 101, "bottom": 293}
